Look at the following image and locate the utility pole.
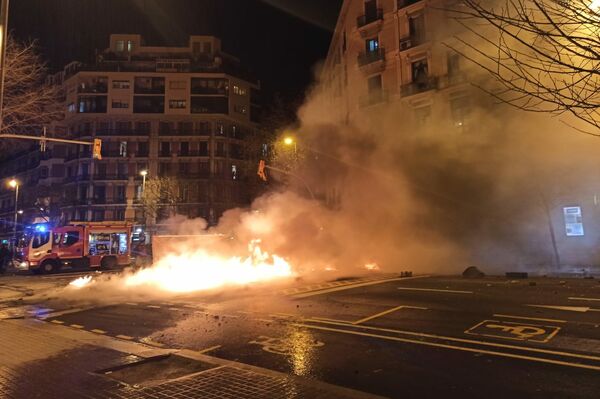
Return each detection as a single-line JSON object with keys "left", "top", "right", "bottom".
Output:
{"left": 0, "top": 0, "right": 9, "bottom": 133}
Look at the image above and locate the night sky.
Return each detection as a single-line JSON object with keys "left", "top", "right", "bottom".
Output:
{"left": 8, "top": 0, "right": 344, "bottom": 104}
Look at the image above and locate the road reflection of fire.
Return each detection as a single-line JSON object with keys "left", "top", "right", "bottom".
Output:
{"left": 124, "top": 239, "right": 293, "bottom": 293}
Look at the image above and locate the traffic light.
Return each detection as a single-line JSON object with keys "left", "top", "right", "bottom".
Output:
{"left": 257, "top": 160, "right": 267, "bottom": 182}
{"left": 92, "top": 138, "right": 102, "bottom": 160}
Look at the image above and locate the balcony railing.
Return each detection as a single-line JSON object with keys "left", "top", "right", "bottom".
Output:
{"left": 400, "top": 77, "right": 439, "bottom": 97}
{"left": 78, "top": 84, "right": 108, "bottom": 94}
{"left": 93, "top": 174, "right": 129, "bottom": 181}
{"left": 398, "top": 0, "right": 422, "bottom": 9}
{"left": 357, "top": 8, "right": 383, "bottom": 28}
{"left": 95, "top": 129, "right": 149, "bottom": 137}
{"left": 158, "top": 129, "right": 200, "bottom": 136}
{"left": 358, "top": 48, "right": 386, "bottom": 67}
{"left": 399, "top": 35, "right": 426, "bottom": 51}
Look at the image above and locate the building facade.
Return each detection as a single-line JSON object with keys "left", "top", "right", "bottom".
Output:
{"left": 0, "top": 34, "right": 261, "bottom": 242}
{"left": 321, "top": 0, "right": 600, "bottom": 269}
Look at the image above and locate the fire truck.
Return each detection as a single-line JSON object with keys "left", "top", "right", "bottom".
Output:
{"left": 19, "top": 222, "right": 132, "bottom": 274}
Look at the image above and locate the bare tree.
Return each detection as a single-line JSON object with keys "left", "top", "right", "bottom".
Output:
{"left": 2, "top": 38, "right": 62, "bottom": 133}
{"left": 449, "top": 0, "right": 600, "bottom": 134}
{"left": 138, "top": 177, "right": 181, "bottom": 224}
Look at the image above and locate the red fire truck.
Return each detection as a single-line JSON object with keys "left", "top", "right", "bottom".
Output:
{"left": 19, "top": 222, "right": 132, "bottom": 274}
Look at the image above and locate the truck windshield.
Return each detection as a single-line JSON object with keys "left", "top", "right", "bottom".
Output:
{"left": 31, "top": 232, "right": 51, "bottom": 249}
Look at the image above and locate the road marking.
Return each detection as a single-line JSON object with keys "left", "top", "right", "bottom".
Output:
{"left": 397, "top": 287, "right": 473, "bottom": 294}
{"left": 569, "top": 297, "right": 600, "bottom": 302}
{"left": 91, "top": 329, "right": 107, "bottom": 334}
{"left": 527, "top": 305, "right": 600, "bottom": 313}
{"left": 125, "top": 303, "right": 138, "bottom": 306}
{"left": 306, "top": 319, "right": 600, "bottom": 362}
{"left": 50, "top": 320, "right": 64, "bottom": 325}
{"left": 70, "top": 324, "right": 85, "bottom": 329}
{"left": 139, "top": 338, "right": 165, "bottom": 348}
{"left": 465, "top": 320, "right": 560, "bottom": 343}
{"left": 353, "top": 305, "right": 428, "bottom": 325}
{"left": 41, "top": 307, "right": 96, "bottom": 319}
{"left": 293, "top": 323, "right": 600, "bottom": 371}
{"left": 198, "top": 345, "right": 222, "bottom": 354}
{"left": 147, "top": 305, "right": 161, "bottom": 309}
{"left": 291, "top": 276, "right": 430, "bottom": 298}
{"left": 116, "top": 335, "right": 134, "bottom": 340}
{"left": 493, "top": 314, "right": 567, "bottom": 324}
{"left": 249, "top": 335, "right": 324, "bottom": 355}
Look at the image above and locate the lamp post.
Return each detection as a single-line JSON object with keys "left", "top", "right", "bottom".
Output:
{"left": 140, "top": 170, "right": 148, "bottom": 193}
{"left": 283, "top": 136, "right": 297, "bottom": 153}
{"left": 8, "top": 178, "right": 18, "bottom": 248}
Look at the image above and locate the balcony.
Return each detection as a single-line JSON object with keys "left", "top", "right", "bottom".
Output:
{"left": 398, "top": 0, "right": 422, "bottom": 9}
{"left": 93, "top": 174, "right": 129, "bottom": 181}
{"left": 158, "top": 129, "right": 199, "bottom": 137}
{"left": 400, "top": 76, "right": 439, "bottom": 97}
{"left": 357, "top": 48, "right": 386, "bottom": 74}
{"left": 356, "top": 9, "right": 384, "bottom": 37}
{"left": 78, "top": 83, "right": 108, "bottom": 94}
{"left": 96, "top": 129, "right": 149, "bottom": 137}
{"left": 359, "top": 90, "right": 388, "bottom": 108}
{"left": 399, "top": 35, "right": 426, "bottom": 51}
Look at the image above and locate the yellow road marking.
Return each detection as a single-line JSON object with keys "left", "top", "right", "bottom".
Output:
{"left": 493, "top": 314, "right": 567, "bottom": 324}
{"left": 291, "top": 276, "right": 430, "bottom": 298}
{"left": 116, "top": 335, "right": 134, "bottom": 340}
{"left": 306, "top": 318, "right": 600, "bottom": 362}
{"left": 293, "top": 323, "right": 600, "bottom": 371}
{"left": 141, "top": 339, "right": 165, "bottom": 348}
{"left": 125, "top": 303, "right": 138, "bottom": 306}
{"left": 50, "top": 320, "right": 64, "bottom": 324}
{"left": 198, "top": 345, "right": 222, "bottom": 354}
{"left": 569, "top": 297, "right": 600, "bottom": 302}
{"left": 397, "top": 287, "right": 473, "bottom": 294}
{"left": 353, "top": 306, "right": 428, "bottom": 325}
{"left": 91, "top": 329, "right": 107, "bottom": 334}
{"left": 465, "top": 320, "right": 560, "bottom": 343}
{"left": 70, "top": 324, "right": 85, "bottom": 329}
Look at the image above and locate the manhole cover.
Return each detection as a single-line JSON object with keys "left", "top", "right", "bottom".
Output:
{"left": 98, "top": 354, "right": 217, "bottom": 387}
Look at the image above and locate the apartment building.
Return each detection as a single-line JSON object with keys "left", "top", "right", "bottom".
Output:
{"left": 321, "top": 0, "right": 600, "bottom": 268}
{"left": 0, "top": 34, "right": 261, "bottom": 242}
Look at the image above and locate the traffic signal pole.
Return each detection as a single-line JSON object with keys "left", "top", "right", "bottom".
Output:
{"left": 0, "top": 133, "right": 102, "bottom": 158}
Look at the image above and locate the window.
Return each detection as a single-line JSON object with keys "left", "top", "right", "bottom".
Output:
{"left": 564, "top": 206, "right": 584, "bottom": 236}
{"left": 368, "top": 74, "right": 383, "bottom": 94}
{"left": 411, "top": 59, "right": 429, "bottom": 84}
{"left": 113, "top": 80, "right": 130, "bottom": 89}
{"left": 160, "top": 142, "right": 171, "bottom": 157}
{"left": 62, "top": 231, "right": 80, "bottom": 246}
{"left": 170, "top": 80, "right": 186, "bottom": 90}
{"left": 114, "top": 209, "right": 125, "bottom": 221}
{"left": 115, "top": 186, "right": 126, "bottom": 202}
{"left": 159, "top": 162, "right": 170, "bottom": 175}
{"left": 134, "top": 77, "right": 165, "bottom": 94}
{"left": 366, "top": 38, "right": 379, "bottom": 53}
{"left": 92, "top": 210, "right": 104, "bottom": 222}
{"left": 116, "top": 40, "right": 125, "bottom": 52}
{"left": 234, "top": 104, "right": 247, "bottom": 114}
{"left": 127, "top": 40, "right": 134, "bottom": 52}
{"left": 179, "top": 162, "right": 190, "bottom": 175}
{"left": 119, "top": 141, "right": 128, "bottom": 157}
{"left": 203, "top": 42, "right": 212, "bottom": 54}
{"left": 408, "top": 14, "right": 426, "bottom": 43}
{"left": 231, "top": 165, "right": 237, "bottom": 180}
{"left": 199, "top": 142, "right": 209, "bottom": 156}
{"left": 137, "top": 142, "right": 149, "bottom": 157}
{"left": 180, "top": 142, "right": 189, "bottom": 156}
{"left": 78, "top": 96, "right": 107, "bottom": 113}
{"left": 233, "top": 85, "right": 247, "bottom": 96}
{"left": 169, "top": 100, "right": 187, "bottom": 109}
{"left": 191, "top": 97, "right": 228, "bottom": 114}
{"left": 216, "top": 142, "right": 225, "bottom": 157}
{"left": 190, "top": 78, "right": 229, "bottom": 95}
{"left": 133, "top": 96, "right": 164, "bottom": 113}
{"left": 67, "top": 103, "right": 76, "bottom": 113}
{"left": 135, "top": 121, "right": 151, "bottom": 134}
{"left": 112, "top": 100, "right": 129, "bottom": 109}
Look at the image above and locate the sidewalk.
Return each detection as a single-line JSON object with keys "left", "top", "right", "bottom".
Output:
{"left": 0, "top": 318, "right": 384, "bottom": 399}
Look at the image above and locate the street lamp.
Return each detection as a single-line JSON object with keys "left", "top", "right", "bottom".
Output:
{"left": 283, "top": 136, "right": 297, "bottom": 153}
{"left": 7, "top": 178, "right": 18, "bottom": 247}
{"left": 140, "top": 170, "right": 148, "bottom": 193}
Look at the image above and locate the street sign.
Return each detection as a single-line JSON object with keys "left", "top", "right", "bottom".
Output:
{"left": 465, "top": 320, "right": 560, "bottom": 343}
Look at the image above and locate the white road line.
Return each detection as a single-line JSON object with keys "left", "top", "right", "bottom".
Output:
{"left": 91, "top": 329, "right": 107, "bottom": 334}
{"left": 353, "top": 306, "right": 428, "bottom": 325}
{"left": 397, "top": 287, "right": 473, "bottom": 294}
{"left": 569, "top": 297, "right": 600, "bottom": 302}
{"left": 293, "top": 323, "right": 600, "bottom": 371}
{"left": 493, "top": 314, "right": 567, "bottom": 324}
{"left": 291, "top": 276, "right": 430, "bottom": 298}
{"left": 305, "top": 318, "right": 600, "bottom": 362}
{"left": 198, "top": 345, "right": 221, "bottom": 354}
{"left": 116, "top": 334, "right": 134, "bottom": 340}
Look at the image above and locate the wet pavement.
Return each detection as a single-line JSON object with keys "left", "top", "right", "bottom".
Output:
{"left": 2, "top": 273, "right": 600, "bottom": 397}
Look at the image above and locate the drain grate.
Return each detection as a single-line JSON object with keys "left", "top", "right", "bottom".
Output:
{"left": 98, "top": 354, "right": 218, "bottom": 387}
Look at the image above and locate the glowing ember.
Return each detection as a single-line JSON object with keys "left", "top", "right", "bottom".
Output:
{"left": 364, "top": 263, "right": 380, "bottom": 271}
{"left": 69, "top": 275, "right": 93, "bottom": 289}
{"left": 125, "top": 239, "right": 293, "bottom": 293}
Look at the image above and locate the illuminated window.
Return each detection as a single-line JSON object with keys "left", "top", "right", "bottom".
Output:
{"left": 233, "top": 85, "right": 247, "bottom": 96}
{"left": 112, "top": 100, "right": 129, "bottom": 109}
{"left": 564, "top": 206, "right": 584, "bottom": 236}
{"left": 169, "top": 100, "right": 187, "bottom": 109}
{"left": 231, "top": 165, "right": 237, "bottom": 180}
{"left": 113, "top": 80, "right": 130, "bottom": 89}
{"left": 116, "top": 40, "right": 125, "bottom": 52}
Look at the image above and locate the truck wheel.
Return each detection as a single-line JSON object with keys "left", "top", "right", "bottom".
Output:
{"left": 40, "top": 260, "right": 59, "bottom": 274}
{"left": 100, "top": 257, "right": 117, "bottom": 270}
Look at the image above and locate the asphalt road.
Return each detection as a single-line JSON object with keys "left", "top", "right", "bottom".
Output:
{"left": 2, "top": 273, "right": 600, "bottom": 398}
